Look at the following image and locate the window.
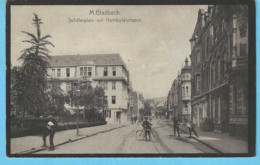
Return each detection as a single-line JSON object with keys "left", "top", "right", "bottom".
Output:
{"left": 104, "top": 82, "right": 108, "bottom": 90}
{"left": 88, "top": 67, "right": 92, "bottom": 77}
{"left": 212, "top": 63, "right": 215, "bottom": 83}
{"left": 105, "top": 110, "right": 111, "bottom": 118}
{"left": 239, "top": 20, "right": 247, "bottom": 38}
{"left": 218, "top": 97, "right": 221, "bottom": 124}
{"left": 57, "top": 69, "right": 61, "bottom": 77}
{"left": 104, "top": 96, "right": 107, "bottom": 104}
{"left": 52, "top": 69, "right": 55, "bottom": 76}
{"left": 212, "top": 98, "right": 215, "bottom": 118}
{"left": 112, "top": 81, "right": 116, "bottom": 90}
{"left": 104, "top": 66, "right": 108, "bottom": 76}
{"left": 182, "top": 86, "right": 185, "bottom": 96}
{"left": 66, "top": 82, "right": 71, "bottom": 92}
{"left": 196, "top": 52, "right": 200, "bottom": 64}
{"left": 66, "top": 68, "right": 70, "bottom": 77}
{"left": 240, "top": 44, "right": 247, "bottom": 56}
{"left": 206, "top": 36, "right": 209, "bottom": 58}
{"left": 186, "top": 74, "right": 189, "bottom": 79}
{"left": 218, "top": 58, "right": 221, "bottom": 80}
{"left": 221, "top": 19, "right": 225, "bottom": 32}
{"left": 184, "top": 104, "right": 189, "bottom": 113}
{"left": 186, "top": 86, "right": 189, "bottom": 97}
{"left": 232, "top": 85, "right": 237, "bottom": 115}
{"left": 196, "top": 75, "right": 201, "bottom": 91}
{"left": 84, "top": 67, "right": 88, "bottom": 76}
{"left": 112, "top": 96, "right": 116, "bottom": 104}
{"left": 80, "top": 67, "right": 83, "bottom": 76}
{"left": 112, "top": 67, "right": 116, "bottom": 76}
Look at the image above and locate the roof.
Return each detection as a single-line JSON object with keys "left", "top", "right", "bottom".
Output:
{"left": 181, "top": 65, "right": 191, "bottom": 71}
{"left": 48, "top": 54, "right": 127, "bottom": 70}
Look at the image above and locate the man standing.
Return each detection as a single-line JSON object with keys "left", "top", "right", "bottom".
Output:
{"left": 173, "top": 117, "right": 180, "bottom": 137}
{"left": 42, "top": 115, "right": 58, "bottom": 150}
{"left": 186, "top": 120, "right": 199, "bottom": 138}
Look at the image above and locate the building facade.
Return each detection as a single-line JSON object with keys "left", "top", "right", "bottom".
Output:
{"left": 130, "top": 91, "right": 144, "bottom": 119}
{"left": 167, "top": 58, "right": 191, "bottom": 122}
{"left": 190, "top": 5, "right": 248, "bottom": 136}
{"left": 47, "top": 54, "right": 130, "bottom": 124}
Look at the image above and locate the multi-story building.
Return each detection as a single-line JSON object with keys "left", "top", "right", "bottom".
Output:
{"left": 167, "top": 58, "right": 191, "bottom": 122}
{"left": 131, "top": 91, "right": 144, "bottom": 119}
{"left": 190, "top": 5, "right": 248, "bottom": 136}
{"left": 180, "top": 58, "right": 192, "bottom": 121}
{"left": 47, "top": 54, "right": 130, "bottom": 124}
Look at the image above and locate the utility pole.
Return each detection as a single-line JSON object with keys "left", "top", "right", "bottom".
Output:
{"left": 76, "top": 88, "right": 80, "bottom": 136}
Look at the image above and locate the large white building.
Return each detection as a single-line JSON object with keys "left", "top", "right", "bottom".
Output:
{"left": 47, "top": 54, "right": 130, "bottom": 124}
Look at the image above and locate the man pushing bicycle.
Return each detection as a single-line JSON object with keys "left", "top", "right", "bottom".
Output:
{"left": 142, "top": 116, "right": 152, "bottom": 141}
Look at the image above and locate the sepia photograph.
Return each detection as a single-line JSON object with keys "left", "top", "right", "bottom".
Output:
{"left": 6, "top": 0, "right": 256, "bottom": 157}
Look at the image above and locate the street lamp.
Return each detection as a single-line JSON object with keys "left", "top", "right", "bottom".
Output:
{"left": 76, "top": 89, "right": 80, "bottom": 136}
{"left": 103, "top": 94, "right": 105, "bottom": 120}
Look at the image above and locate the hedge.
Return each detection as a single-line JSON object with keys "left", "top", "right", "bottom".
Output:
{"left": 11, "top": 119, "right": 107, "bottom": 138}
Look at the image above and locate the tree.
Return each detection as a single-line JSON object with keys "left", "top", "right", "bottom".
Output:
{"left": 45, "top": 81, "right": 65, "bottom": 116}
{"left": 93, "top": 86, "right": 108, "bottom": 111}
{"left": 14, "top": 13, "right": 54, "bottom": 117}
{"left": 10, "top": 67, "right": 22, "bottom": 117}
{"left": 143, "top": 101, "right": 152, "bottom": 116}
{"left": 66, "top": 81, "right": 107, "bottom": 120}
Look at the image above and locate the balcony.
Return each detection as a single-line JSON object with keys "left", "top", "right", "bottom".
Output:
{"left": 93, "top": 76, "right": 128, "bottom": 84}
{"left": 182, "top": 96, "right": 191, "bottom": 104}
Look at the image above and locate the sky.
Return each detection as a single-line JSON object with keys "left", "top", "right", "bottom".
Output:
{"left": 11, "top": 5, "right": 208, "bottom": 99}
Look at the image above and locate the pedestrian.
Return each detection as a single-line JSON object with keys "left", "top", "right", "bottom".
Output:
{"left": 134, "top": 116, "right": 137, "bottom": 123}
{"left": 131, "top": 116, "right": 134, "bottom": 124}
{"left": 173, "top": 117, "right": 180, "bottom": 137}
{"left": 186, "top": 120, "right": 199, "bottom": 138}
{"left": 42, "top": 115, "right": 58, "bottom": 150}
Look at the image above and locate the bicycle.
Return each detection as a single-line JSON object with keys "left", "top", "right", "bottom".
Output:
{"left": 136, "top": 128, "right": 152, "bottom": 141}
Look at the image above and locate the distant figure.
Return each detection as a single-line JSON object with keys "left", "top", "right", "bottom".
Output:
{"left": 186, "top": 120, "right": 199, "bottom": 138}
{"left": 131, "top": 116, "right": 134, "bottom": 124}
{"left": 42, "top": 115, "right": 58, "bottom": 150}
{"left": 173, "top": 117, "right": 180, "bottom": 137}
{"left": 134, "top": 116, "right": 137, "bottom": 124}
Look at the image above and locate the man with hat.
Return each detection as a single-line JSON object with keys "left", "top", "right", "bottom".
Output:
{"left": 42, "top": 115, "right": 58, "bottom": 150}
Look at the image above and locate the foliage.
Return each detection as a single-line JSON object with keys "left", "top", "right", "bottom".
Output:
{"left": 10, "top": 67, "right": 23, "bottom": 116}
{"left": 93, "top": 86, "right": 108, "bottom": 110}
{"left": 143, "top": 101, "right": 152, "bottom": 116}
{"left": 13, "top": 13, "right": 54, "bottom": 117}
{"left": 66, "top": 81, "right": 107, "bottom": 112}
{"left": 45, "top": 81, "right": 65, "bottom": 116}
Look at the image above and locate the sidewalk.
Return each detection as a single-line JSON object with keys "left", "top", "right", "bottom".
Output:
{"left": 11, "top": 123, "right": 128, "bottom": 154}
{"left": 176, "top": 122, "right": 248, "bottom": 153}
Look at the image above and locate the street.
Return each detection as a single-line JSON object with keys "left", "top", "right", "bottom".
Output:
{"left": 37, "top": 119, "right": 216, "bottom": 154}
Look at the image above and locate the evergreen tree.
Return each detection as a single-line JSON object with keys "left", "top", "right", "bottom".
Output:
{"left": 15, "top": 14, "right": 54, "bottom": 117}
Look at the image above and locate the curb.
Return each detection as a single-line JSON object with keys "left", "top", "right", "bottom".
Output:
{"left": 166, "top": 122, "right": 223, "bottom": 154}
{"left": 14, "top": 125, "right": 126, "bottom": 154}
{"left": 178, "top": 128, "right": 223, "bottom": 154}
